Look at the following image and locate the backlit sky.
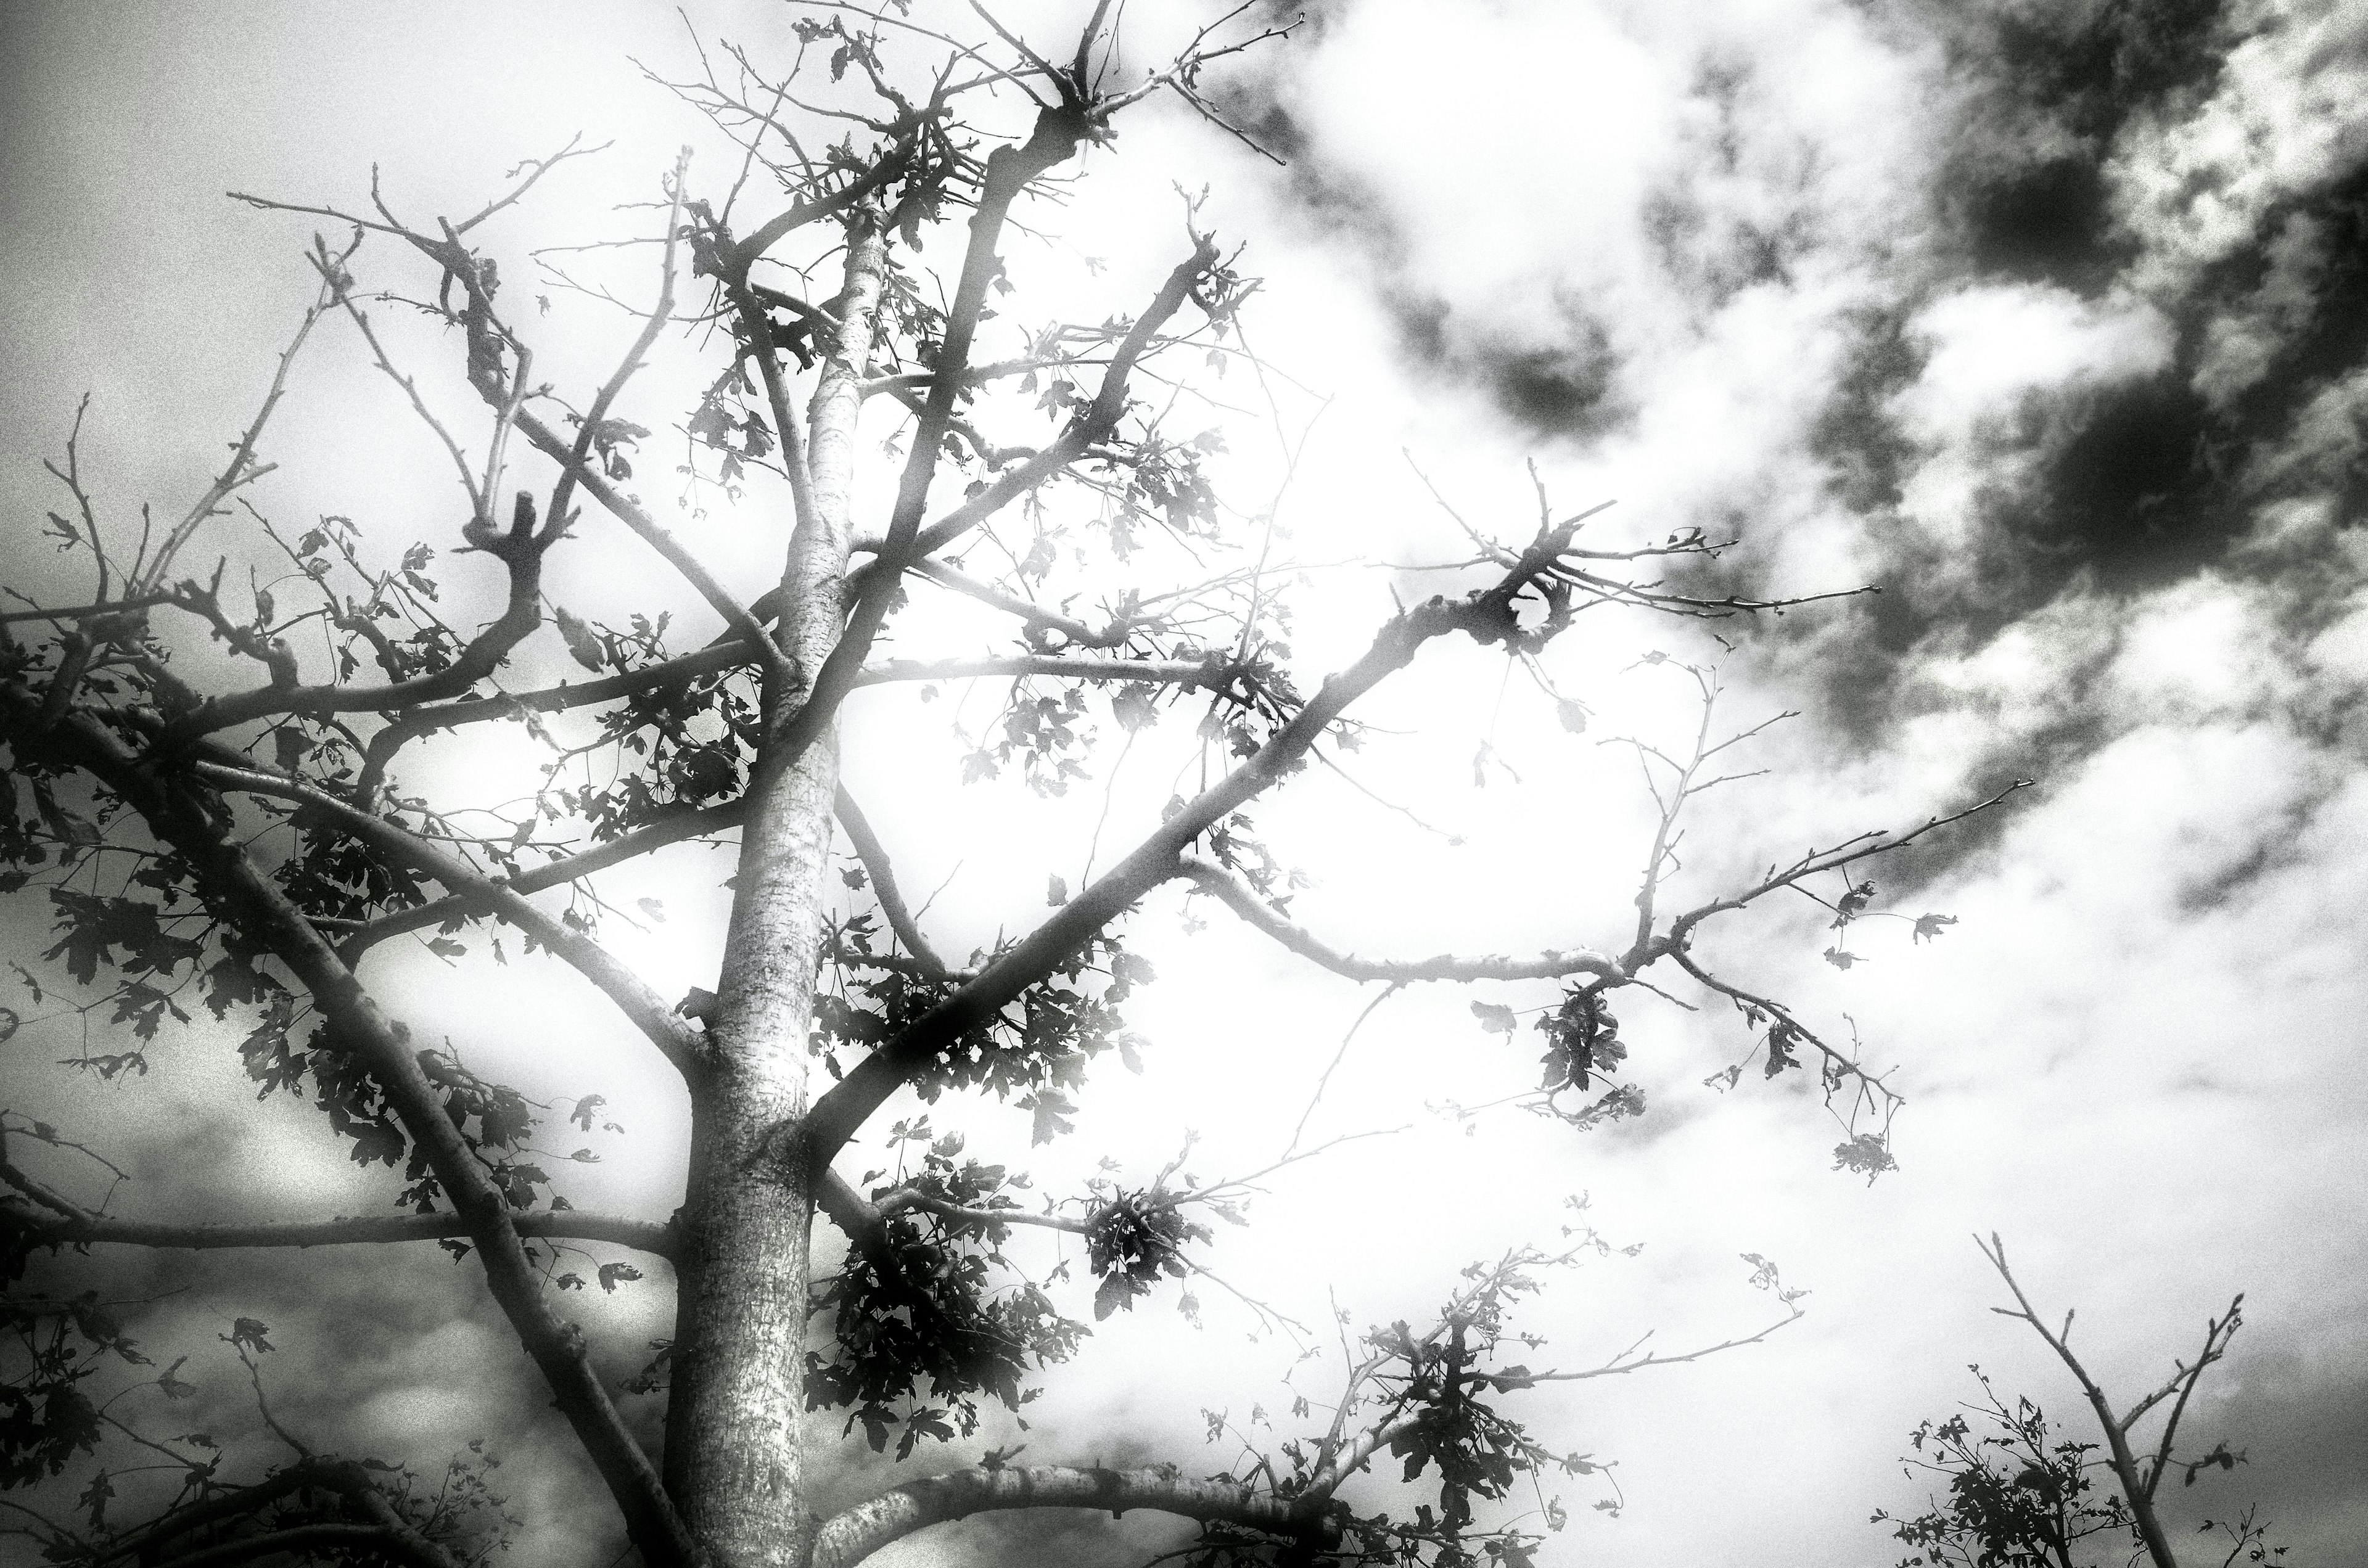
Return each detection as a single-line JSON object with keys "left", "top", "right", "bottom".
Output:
{"left": 3, "top": 2, "right": 2365, "bottom": 1566}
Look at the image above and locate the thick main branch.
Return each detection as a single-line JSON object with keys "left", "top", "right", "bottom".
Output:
{"left": 809, "top": 1464, "right": 1328, "bottom": 1568}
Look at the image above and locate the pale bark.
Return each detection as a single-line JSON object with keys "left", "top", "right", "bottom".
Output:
{"left": 664, "top": 224, "right": 887, "bottom": 1568}
{"left": 808, "top": 1465, "right": 1329, "bottom": 1568}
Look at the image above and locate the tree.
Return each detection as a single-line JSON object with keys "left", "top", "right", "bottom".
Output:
{"left": 1872, "top": 1236, "right": 2286, "bottom": 1568}
{"left": 1, "top": 7, "right": 2015, "bottom": 1567}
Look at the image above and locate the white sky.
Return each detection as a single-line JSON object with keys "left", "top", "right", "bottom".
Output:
{"left": 3, "top": 2, "right": 2364, "bottom": 1565}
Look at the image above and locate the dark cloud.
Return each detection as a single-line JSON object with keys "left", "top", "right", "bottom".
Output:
{"left": 1811, "top": 305, "right": 1924, "bottom": 514}
{"left": 1209, "top": 81, "right": 1634, "bottom": 441}
{"left": 2193, "top": 1336, "right": 2368, "bottom": 1562}
{"left": 1930, "top": 0, "right": 2234, "bottom": 295}
{"left": 1758, "top": 4, "right": 2368, "bottom": 777}
{"left": 1385, "top": 290, "right": 1628, "bottom": 437}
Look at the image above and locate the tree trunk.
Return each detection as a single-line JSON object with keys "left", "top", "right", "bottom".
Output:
{"left": 664, "top": 224, "right": 887, "bottom": 1568}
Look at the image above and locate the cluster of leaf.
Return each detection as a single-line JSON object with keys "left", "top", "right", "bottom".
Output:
{"left": 812, "top": 917, "right": 1153, "bottom": 1144}
{"left": 1872, "top": 1369, "right": 2135, "bottom": 1568}
{"left": 1186, "top": 1250, "right": 1611, "bottom": 1568}
{"left": 0, "top": 1294, "right": 154, "bottom": 1493}
{"left": 960, "top": 683, "right": 1095, "bottom": 796}
{"left": 681, "top": 363, "right": 777, "bottom": 493}
{"left": 4, "top": 835, "right": 233, "bottom": 1083}
{"left": 1371, "top": 1261, "right": 1588, "bottom": 1545}
{"left": 805, "top": 1127, "right": 1083, "bottom": 1458}
{"left": 570, "top": 660, "right": 763, "bottom": 842}
{"left": 272, "top": 804, "right": 430, "bottom": 927}
{"left": 0, "top": 750, "right": 120, "bottom": 896}
{"left": 1534, "top": 988, "right": 1624, "bottom": 1094}
{"left": 407, "top": 1048, "right": 551, "bottom": 1220}
{"left": 1083, "top": 1186, "right": 1210, "bottom": 1322}
{"left": 1083, "top": 422, "right": 1225, "bottom": 558}
{"left": 1468, "top": 989, "right": 1648, "bottom": 1138}
{"left": 1193, "top": 810, "right": 1302, "bottom": 904}
{"left": 1190, "top": 652, "right": 1307, "bottom": 768}
{"left": 1832, "top": 1132, "right": 1901, "bottom": 1183}
{"left": 168, "top": 511, "right": 467, "bottom": 700}
{"left": 952, "top": 637, "right": 1302, "bottom": 803}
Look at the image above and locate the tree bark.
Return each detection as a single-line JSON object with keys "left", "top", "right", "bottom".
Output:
{"left": 663, "top": 224, "right": 886, "bottom": 1568}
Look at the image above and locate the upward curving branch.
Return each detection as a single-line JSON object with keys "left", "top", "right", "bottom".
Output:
{"left": 808, "top": 1464, "right": 1333, "bottom": 1568}
{"left": 1180, "top": 857, "right": 1621, "bottom": 983}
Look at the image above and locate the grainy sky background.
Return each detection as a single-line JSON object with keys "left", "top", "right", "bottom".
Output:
{"left": 2, "top": 2, "right": 2365, "bottom": 1566}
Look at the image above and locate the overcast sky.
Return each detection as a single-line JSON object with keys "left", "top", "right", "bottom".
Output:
{"left": 3, "top": 2, "right": 2365, "bottom": 1566}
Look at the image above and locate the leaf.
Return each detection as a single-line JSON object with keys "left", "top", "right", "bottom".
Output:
{"left": 1555, "top": 697, "right": 1590, "bottom": 734}
{"left": 1093, "top": 1270, "right": 1133, "bottom": 1321}
{"left": 78, "top": 1469, "right": 113, "bottom": 1530}
{"left": 635, "top": 897, "right": 665, "bottom": 922}
{"left": 858, "top": 1405, "right": 892, "bottom": 1453}
{"left": 1831, "top": 1133, "right": 1898, "bottom": 1182}
{"left": 426, "top": 937, "right": 466, "bottom": 960}
{"left": 1912, "top": 913, "right": 1959, "bottom": 943}
{"left": 1821, "top": 946, "right": 1863, "bottom": 971}
{"left": 552, "top": 606, "right": 605, "bottom": 672}
{"left": 1471, "top": 1001, "right": 1517, "bottom": 1034}
{"left": 32, "top": 782, "right": 102, "bottom": 846}
{"left": 1046, "top": 874, "right": 1069, "bottom": 907}
{"left": 598, "top": 1262, "right": 643, "bottom": 1293}
{"left": 156, "top": 1357, "right": 198, "bottom": 1400}
{"left": 227, "top": 1318, "right": 274, "bottom": 1354}
{"left": 1111, "top": 685, "right": 1158, "bottom": 731}
{"left": 1832, "top": 880, "right": 1875, "bottom": 927}
{"left": 1023, "top": 1090, "right": 1075, "bottom": 1146}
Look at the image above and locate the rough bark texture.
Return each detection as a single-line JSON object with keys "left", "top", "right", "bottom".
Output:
{"left": 663, "top": 228, "right": 886, "bottom": 1568}
{"left": 808, "top": 1466, "right": 1331, "bottom": 1568}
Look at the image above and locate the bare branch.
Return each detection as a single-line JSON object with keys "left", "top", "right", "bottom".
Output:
{"left": 834, "top": 784, "right": 947, "bottom": 977}
{"left": 345, "top": 802, "right": 747, "bottom": 953}
{"left": 855, "top": 655, "right": 1217, "bottom": 689}
{"left": 1663, "top": 779, "right": 2036, "bottom": 953}
{"left": 904, "top": 557, "right": 1143, "bottom": 647}
{"left": 546, "top": 147, "right": 693, "bottom": 536}
{"left": 1978, "top": 1233, "right": 2189, "bottom": 1568}
{"left": 7, "top": 1202, "right": 676, "bottom": 1261}
{"left": 1182, "top": 858, "right": 1619, "bottom": 984}
{"left": 141, "top": 284, "right": 331, "bottom": 589}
